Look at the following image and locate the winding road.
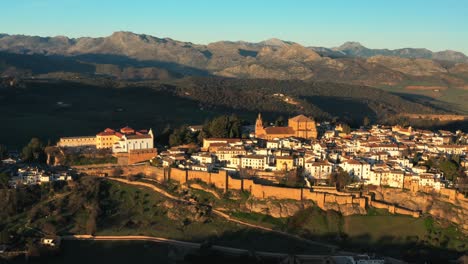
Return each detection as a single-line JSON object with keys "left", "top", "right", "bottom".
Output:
{"left": 62, "top": 234, "right": 331, "bottom": 260}
{"left": 106, "top": 177, "right": 338, "bottom": 250}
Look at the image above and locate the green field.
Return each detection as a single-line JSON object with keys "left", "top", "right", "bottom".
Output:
{"left": 343, "top": 215, "right": 427, "bottom": 241}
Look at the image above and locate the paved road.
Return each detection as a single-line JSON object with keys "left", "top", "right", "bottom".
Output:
{"left": 62, "top": 235, "right": 330, "bottom": 260}
{"left": 106, "top": 177, "right": 338, "bottom": 250}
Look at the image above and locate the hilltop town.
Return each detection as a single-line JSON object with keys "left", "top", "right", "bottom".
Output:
{"left": 1, "top": 113, "right": 468, "bottom": 263}
{"left": 41, "top": 114, "right": 468, "bottom": 195}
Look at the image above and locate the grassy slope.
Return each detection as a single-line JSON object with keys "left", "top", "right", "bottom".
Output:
{"left": 0, "top": 178, "right": 332, "bottom": 255}
{"left": 202, "top": 191, "right": 467, "bottom": 262}
{"left": 183, "top": 183, "right": 467, "bottom": 260}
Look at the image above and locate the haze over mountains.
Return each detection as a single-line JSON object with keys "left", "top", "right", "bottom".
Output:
{"left": 0, "top": 31, "right": 468, "bottom": 90}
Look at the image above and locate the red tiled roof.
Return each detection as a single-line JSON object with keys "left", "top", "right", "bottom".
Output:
{"left": 126, "top": 134, "right": 152, "bottom": 139}
{"left": 120, "top": 126, "right": 135, "bottom": 134}
{"left": 97, "top": 131, "right": 117, "bottom": 136}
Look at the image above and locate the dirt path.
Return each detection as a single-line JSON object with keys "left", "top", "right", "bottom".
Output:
{"left": 105, "top": 177, "right": 337, "bottom": 250}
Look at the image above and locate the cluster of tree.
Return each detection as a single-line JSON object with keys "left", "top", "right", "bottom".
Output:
{"left": 200, "top": 115, "right": 243, "bottom": 139}
{"left": 330, "top": 168, "right": 353, "bottom": 190}
{"left": 339, "top": 123, "right": 352, "bottom": 134}
{"left": 163, "top": 114, "right": 244, "bottom": 147}
{"left": 0, "top": 144, "right": 7, "bottom": 160}
{"left": 0, "top": 172, "right": 9, "bottom": 188}
{"left": 22, "top": 138, "right": 46, "bottom": 163}
{"left": 168, "top": 125, "right": 200, "bottom": 147}
{"left": 0, "top": 184, "right": 43, "bottom": 220}
{"left": 424, "top": 156, "right": 464, "bottom": 182}
{"left": 279, "top": 169, "right": 305, "bottom": 188}
{"left": 172, "top": 77, "right": 439, "bottom": 123}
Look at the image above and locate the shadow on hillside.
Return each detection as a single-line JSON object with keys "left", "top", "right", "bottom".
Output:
{"left": 301, "top": 96, "right": 378, "bottom": 124}
{"left": 0, "top": 52, "right": 96, "bottom": 74}
{"left": 390, "top": 92, "right": 457, "bottom": 113}
{"left": 0, "top": 80, "right": 261, "bottom": 148}
{"left": 184, "top": 228, "right": 464, "bottom": 263}
{"left": 73, "top": 53, "right": 212, "bottom": 77}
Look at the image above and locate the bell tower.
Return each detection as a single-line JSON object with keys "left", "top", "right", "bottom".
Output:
{"left": 255, "top": 113, "right": 265, "bottom": 138}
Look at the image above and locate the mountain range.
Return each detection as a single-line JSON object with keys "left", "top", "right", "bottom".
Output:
{"left": 0, "top": 32, "right": 468, "bottom": 88}
{"left": 1, "top": 31, "right": 467, "bottom": 101}
{"left": 311, "top": 41, "right": 468, "bottom": 62}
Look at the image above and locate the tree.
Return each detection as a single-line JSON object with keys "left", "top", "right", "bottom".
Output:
{"left": 341, "top": 124, "right": 352, "bottom": 134}
{"left": 86, "top": 217, "right": 97, "bottom": 235}
{"left": 168, "top": 126, "right": 200, "bottom": 147}
{"left": 0, "top": 144, "right": 7, "bottom": 160}
{"left": 275, "top": 116, "right": 285, "bottom": 126}
{"left": 201, "top": 115, "right": 242, "bottom": 139}
{"left": 363, "top": 116, "right": 371, "bottom": 127}
{"left": 330, "top": 168, "right": 352, "bottom": 190}
{"left": 22, "top": 138, "right": 45, "bottom": 162}
{"left": 42, "top": 222, "right": 57, "bottom": 235}
{"left": 439, "top": 159, "right": 459, "bottom": 181}
{"left": 0, "top": 172, "right": 10, "bottom": 188}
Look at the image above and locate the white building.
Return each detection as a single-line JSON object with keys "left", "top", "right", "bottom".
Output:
{"left": 241, "top": 155, "right": 267, "bottom": 170}
{"left": 113, "top": 129, "right": 154, "bottom": 153}
{"left": 191, "top": 152, "right": 215, "bottom": 165}
{"left": 304, "top": 159, "right": 333, "bottom": 180}
{"left": 339, "top": 159, "right": 371, "bottom": 180}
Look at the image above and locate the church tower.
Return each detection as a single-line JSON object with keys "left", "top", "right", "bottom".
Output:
{"left": 255, "top": 113, "right": 265, "bottom": 138}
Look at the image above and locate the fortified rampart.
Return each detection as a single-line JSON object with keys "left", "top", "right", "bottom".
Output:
{"left": 75, "top": 165, "right": 423, "bottom": 218}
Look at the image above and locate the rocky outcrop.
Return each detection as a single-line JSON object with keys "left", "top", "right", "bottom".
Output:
{"left": 244, "top": 198, "right": 366, "bottom": 218}
{"left": 372, "top": 188, "right": 468, "bottom": 232}
{"left": 244, "top": 199, "right": 312, "bottom": 218}
{"left": 162, "top": 200, "right": 211, "bottom": 223}
{"left": 322, "top": 202, "right": 367, "bottom": 216}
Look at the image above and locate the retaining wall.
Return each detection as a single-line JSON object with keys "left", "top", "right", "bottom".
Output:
{"left": 75, "top": 165, "right": 424, "bottom": 217}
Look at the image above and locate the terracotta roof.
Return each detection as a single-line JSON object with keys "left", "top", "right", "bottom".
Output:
{"left": 126, "top": 134, "right": 152, "bottom": 139}
{"left": 264, "top": 126, "right": 295, "bottom": 135}
{"left": 289, "top": 114, "right": 314, "bottom": 122}
{"left": 97, "top": 131, "right": 117, "bottom": 136}
{"left": 120, "top": 126, "right": 135, "bottom": 134}
{"left": 243, "top": 155, "right": 266, "bottom": 160}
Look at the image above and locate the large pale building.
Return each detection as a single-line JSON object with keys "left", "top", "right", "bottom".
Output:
{"left": 255, "top": 114, "right": 318, "bottom": 140}
{"left": 57, "top": 136, "right": 96, "bottom": 148}
{"left": 96, "top": 128, "right": 124, "bottom": 149}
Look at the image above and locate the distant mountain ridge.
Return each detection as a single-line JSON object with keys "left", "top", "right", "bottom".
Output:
{"left": 309, "top": 41, "right": 468, "bottom": 63}
{"left": 1, "top": 31, "right": 468, "bottom": 89}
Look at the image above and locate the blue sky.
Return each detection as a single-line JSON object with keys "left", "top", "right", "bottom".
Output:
{"left": 1, "top": 0, "right": 467, "bottom": 53}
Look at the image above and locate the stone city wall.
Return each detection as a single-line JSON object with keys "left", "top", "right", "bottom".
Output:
{"left": 75, "top": 165, "right": 424, "bottom": 217}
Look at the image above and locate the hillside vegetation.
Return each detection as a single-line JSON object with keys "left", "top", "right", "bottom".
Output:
{"left": 1, "top": 76, "right": 456, "bottom": 148}
{"left": 2, "top": 32, "right": 468, "bottom": 114}
{"left": 0, "top": 177, "right": 330, "bottom": 255}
